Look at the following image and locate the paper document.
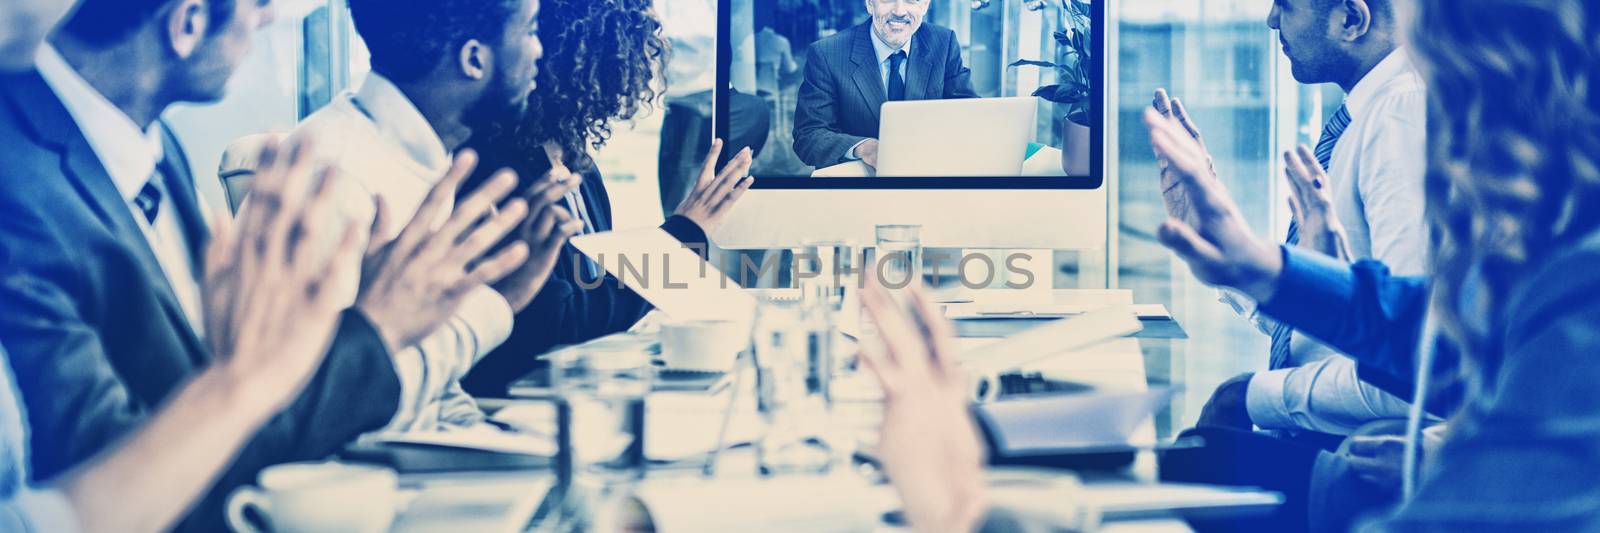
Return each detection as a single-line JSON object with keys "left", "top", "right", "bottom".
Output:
{"left": 370, "top": 426, "right": 557, "bottom": 456}
{"left": 975, "top": 388, "right": 1172, "bottom": 454}
{"left": 1082, "top": 481, "right": 1284, "bottom": 519}
{"left": 571, "top": 228, "right": 757, "bottom": 325}
{"left": 958, "top": 306, "right": 1142, "bottom": 375}
{"left": 945, "top": 303, "right": 1089, "bottom": 319}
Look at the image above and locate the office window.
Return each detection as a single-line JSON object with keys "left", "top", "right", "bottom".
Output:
{"left": 163, "top": 0, "right": 336, "bottom": 213}
{"left": 1115, "top": 0, "right": 1327, "bottom": 436}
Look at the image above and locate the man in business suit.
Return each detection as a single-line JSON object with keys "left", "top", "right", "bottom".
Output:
{"left": 792, "top": 0, "right": 978, "bottom": 169}
{"left": 0, "top": 0, "right": 536, "bottom": 530}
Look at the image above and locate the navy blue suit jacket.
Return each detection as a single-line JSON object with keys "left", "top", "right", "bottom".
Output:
{"left": 792, "top": 22, "right": 978, "bottom": 168}
{"left": 0, "top": 71, "right": 400, "bottom": 531}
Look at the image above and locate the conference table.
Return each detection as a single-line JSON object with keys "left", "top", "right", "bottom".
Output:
{"left": 372, "top": 289, "right": 1277, "bottom": 532}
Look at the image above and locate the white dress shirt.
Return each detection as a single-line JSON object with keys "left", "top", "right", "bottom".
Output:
{"left": 845, "top": 30, "right": 914, "bottom": 161}
{"left": 34, "top": 45, "right": 208, "bottom": 338}
{"left": 1244, "top": 49, "right": 1428, "bottom": 434}
{"left": 290, "top": 73, "right": 514, "bottom": 432}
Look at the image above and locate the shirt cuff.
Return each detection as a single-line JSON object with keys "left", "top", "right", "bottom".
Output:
{"left": 11, "top": 488, "right": 80, "bottom": 533}
{"left": 1245, "top": 368, "right": 1297, "bottom": 431}
{"left": 385, "top": 347, "right": 426, "bottom": 430}
{"left": 455, "top": 286, "right": 515, "bottom": 364}
{"left": 661, "top": 215, "right": 710, "bottom": 251}
{"left": 844, "top": 139, "right": 867, "bottom": 162}
{"left": 387, "top": 285, "right": 513, "bottom": 431}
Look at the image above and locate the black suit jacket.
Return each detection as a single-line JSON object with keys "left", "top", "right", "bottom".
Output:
{"left": 0, "top": 71, "right": 401, "bottom": 531}
{"left": 791, "top": 22, "right": 978, "bottom": 168}
{"left": 459, "top": 150, "right": 707, "bottom": 396}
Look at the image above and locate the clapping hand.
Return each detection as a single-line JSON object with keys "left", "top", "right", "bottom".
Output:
{"left": 203, "top": 135, "right": 366, "bottom": 409}
{"left": 356, "top": 150, "right": 531, "bottom": 353}
{"left": 1151, "top": 89, "right": 1217, "bottom": 227}
{"left": 1283, "top": 145, "right": 1353, "bottom": 261}
{"left": 1144, "top": 107, "right": 1284, "bottom": 302}
{"left": 488, "top": 142, "right": 586, "bottom": 311}
{"left": 673, "top": 138, "right": 754, "bottom": 235}
{"left": 857, "top": 278, "right": 989, "bottom": 533}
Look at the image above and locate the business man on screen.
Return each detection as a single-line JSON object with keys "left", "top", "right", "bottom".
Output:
{"left": 792, "top": 0, "right": 978, "bottom": 170}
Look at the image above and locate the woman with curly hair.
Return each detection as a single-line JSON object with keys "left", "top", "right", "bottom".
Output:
{"left": 460, "top": 0, "right": 754, "bottom": 396}
{"left": 861, "top": 0, "right": 1600, "bottom": 530}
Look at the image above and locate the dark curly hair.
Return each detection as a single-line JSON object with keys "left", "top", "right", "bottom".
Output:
{"left": 347, "top": 0, "right": 522, "bottom": 83}
{"left": 477, "top": 0, "right": 668, "bottom": 172}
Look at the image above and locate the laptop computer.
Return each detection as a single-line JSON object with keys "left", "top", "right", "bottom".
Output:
{"left": 875, "top": 96, "right": 1038, "bottom": 177}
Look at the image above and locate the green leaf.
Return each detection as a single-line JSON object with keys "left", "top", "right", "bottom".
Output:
{"left": 1009, "top": 59, "right": 1059, "bottom": 69}
{"left": 1067, "top": 110, "right": 1090, "bottom": 127}
{"left": 1031, "top": 84, "right": 1062, "bottom": 100}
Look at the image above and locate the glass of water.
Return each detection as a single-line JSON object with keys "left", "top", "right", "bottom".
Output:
{"left": 537, "top": 349, "right": 652, "bottom": 533}
{"left": 874, "top": 224, "right": 922, "bottom": 290}
{"left": 752, "top": 300, "right": 833, "bottom": 476}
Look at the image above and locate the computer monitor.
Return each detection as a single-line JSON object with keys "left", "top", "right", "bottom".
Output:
{"left": 711, "top": 0, "right": 1108, "bottom": 250}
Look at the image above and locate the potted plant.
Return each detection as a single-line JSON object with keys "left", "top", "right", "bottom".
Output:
{"left": 1010, "top": 0, "right": 1093, "bottom": 176}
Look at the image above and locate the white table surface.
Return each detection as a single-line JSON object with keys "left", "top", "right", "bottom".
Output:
{"left": 381, "top": 290, "right": 1257, "bottom": 532}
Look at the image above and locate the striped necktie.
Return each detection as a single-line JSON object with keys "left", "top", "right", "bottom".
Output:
{"left": 1267, "top": 104, "right": 1352, "bottom": 369}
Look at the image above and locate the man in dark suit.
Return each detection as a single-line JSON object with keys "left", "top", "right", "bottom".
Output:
{"left": 0, "top": 0, "right": 535, "bottom": 530}
{"left": 792, "top": 0, "right": 978, "bottom": 169}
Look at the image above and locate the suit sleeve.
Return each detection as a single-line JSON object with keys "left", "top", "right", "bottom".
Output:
{"left": 942, "top": 31, "right": 979, "bottom": 99}
{"left": 793, "top": 45, "right": 868, "bottom": 168}
{"left": 1257, "top": 247, "right": 1439, "bottom": 400}
{"left": 0, "top": 220, "right": 398, "bottom": 531}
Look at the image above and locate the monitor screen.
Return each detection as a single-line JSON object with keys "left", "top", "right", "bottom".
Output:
{"left": 715, "top": 0, "right": 1103, "bottom": 188}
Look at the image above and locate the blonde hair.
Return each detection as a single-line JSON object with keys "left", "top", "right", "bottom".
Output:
{"left": 1413, "top": 0, "right": 1600, "bottom": 359}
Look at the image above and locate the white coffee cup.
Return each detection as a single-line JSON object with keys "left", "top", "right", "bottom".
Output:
{"left": 659, "top": 319, "right": 747, "bottom": 371}
{"left": 226, "top": 461, "right": 399, "bottom": 533}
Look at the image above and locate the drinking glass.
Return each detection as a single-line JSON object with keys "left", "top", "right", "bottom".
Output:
{"left": 873, "top": 224, "right": 922, "bottom": 290}
{"left": 751, "top": 301, "right": 833, "bottom": 476}
{"left": 537, "top": 349, "right": 652, "bottom": 532}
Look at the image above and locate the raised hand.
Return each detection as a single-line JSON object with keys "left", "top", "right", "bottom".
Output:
{"left": 673, "top": 138, "right": 754, "bottom": 235}
{"left": 203, "top": 135, "right": 366, "bottom": 409}
{"left": 1151, "top": 89, "right": 1217, "bottom": 226}
{"left": 1283, "top": 145, "right": 1354, "bottom": 261}
{"left": 490, "top": 142, "right": 587, "bottom": 311}
{"left": 1144, "top": 107, "right": 1284, "bottom": 302}
{"left": 356, "top": 150, "right": 531, "bottom": 353}
{"left": 857, "top": 279, "right": 989, "bottom": 533}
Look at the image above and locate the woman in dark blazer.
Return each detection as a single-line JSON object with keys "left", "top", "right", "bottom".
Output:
{"left": 460, "top": 0, "right": 753, "bottom": 396}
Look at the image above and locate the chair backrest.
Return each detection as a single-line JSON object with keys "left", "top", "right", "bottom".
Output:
{"left": 217, "top": 133, "right": 277, "bottom": 213}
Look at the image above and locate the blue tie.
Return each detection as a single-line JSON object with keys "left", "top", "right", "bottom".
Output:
{"left": 133, "top": 172, "right": 164, "bottom": 225}
{"left": 1267, "top": 104, "right": 1351, "bottom": 369}
{"left": 887, "top": 50, "right": 906, "bottom": 102}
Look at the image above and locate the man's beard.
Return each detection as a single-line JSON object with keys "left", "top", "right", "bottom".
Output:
{"left": 462, "top": 82, "right": 530, "bottom": 145}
